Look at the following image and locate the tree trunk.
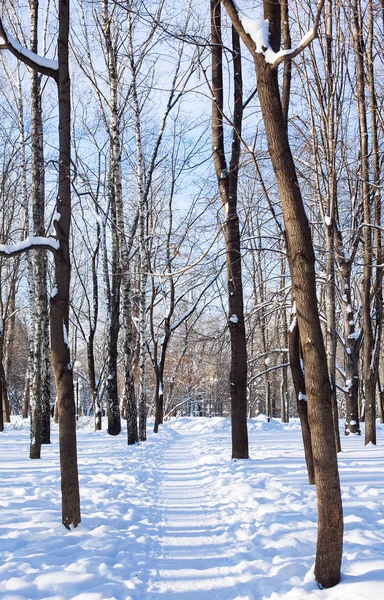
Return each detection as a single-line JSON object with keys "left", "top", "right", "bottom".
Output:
{"left": 221, "top": 0, "right": 343, "bottom": 586}
{"left": 50, "top": 0, "right": 81, "bottom": 529}
{"left": 352, "top": 0, "right": 376, "bottom": 446}
{"left": 0, "top": 373, "right": 3, "bottom": 432}
{"left": 105, "top": 193, "right": 121, "bottom": 436}
{"left": 29, "top": 0, "right": 51, "bottom": 458}
{"left": 339, "top": 262, "right": 360, "bottom": 434}
{"left": 288, "top": 306, "right": 314, "bottom": 484}
{"left": 211, "top": 1, "right": 248, "bottom": 459}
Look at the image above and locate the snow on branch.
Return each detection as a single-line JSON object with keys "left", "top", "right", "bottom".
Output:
{"left": 0, "top": 236, "right": 59, "bottom": 258}
{"left": 0, "top": 19, "right": 58, "bottom": 79}
{"left": 224, "top": 0, "right": 325, "bottom": 70}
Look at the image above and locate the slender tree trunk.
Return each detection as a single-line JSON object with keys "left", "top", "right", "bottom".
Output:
{"left": 29, "top": 0, "right": 51, "bottom": 459}
{"left": 367, "top": 0, "right": 382, "bottom": 442}
{"left": 288, "top": 304, "right": 315, "bottom": 484}
{"left": 211, "top": 1, "right": 248, "bottom": 458}
{"left": 22, "top": 376, "right": 30, "bottom": 419}
{"left": 138, "top": 246, "right": 147, "bottom": 442}
{"left": 280, "top": 249, "right": 289, "bottom": 423}
{"left": 0, "top": 319, "right": 10, "bottom": 424}
{"left": 17, "top": 66, "right": 34, "bottom": 422}
{"left": 105, "top": 188, "right": 121, "bottom": 436}
{"left": 352, "top": 0, "right": 376, "bottom": 445}
{"left": 339, "top": 261, "right": 360, "bottom": 434}
{"left": 102, "top": 0, "right": 138, "bottom": 440}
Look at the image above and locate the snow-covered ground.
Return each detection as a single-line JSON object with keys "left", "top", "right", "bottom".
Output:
{"left": 1, "top": 416, "right": 383, "bottom": 600}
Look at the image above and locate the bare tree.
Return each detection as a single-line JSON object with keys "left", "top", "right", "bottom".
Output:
{"left": 0, "top": 0, "right": 81, "bottom": 528}
{"left": 221, "top": 0, "right": 343, "bottom": 587}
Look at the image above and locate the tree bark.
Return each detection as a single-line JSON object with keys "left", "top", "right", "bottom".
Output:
{"left": 50, "top": 0, "right": 81, "bottom": 529}
{"left": 352, "top": 0, "right": 376, "bottom": 445}
{"left": 211, "top": 1, "right": 248, "bottom": 459}
{"left": 221, "top": 0, "right": 343, "bottom": 586}
{"left": 288, "top": 305, "right": 314, "bottom": 484}
{"left": 29, "top": 0, "right": 51, "bottom": 458}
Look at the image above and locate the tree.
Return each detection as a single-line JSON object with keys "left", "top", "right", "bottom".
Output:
{"left": 211, "top": 0, "right": 248, "bottom": 458}
{"left": 29, "top": 0, "right": 51, "bottom": 458}
{"left": 0, "top": 0, "right": 81, "bottom": 529}
{"left": 221, "top": 0, "right": 343, "bottom": 587}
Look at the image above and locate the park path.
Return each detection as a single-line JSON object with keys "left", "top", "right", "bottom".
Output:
{"left": 140, "top": 430, "right": 247, "bottom": 600}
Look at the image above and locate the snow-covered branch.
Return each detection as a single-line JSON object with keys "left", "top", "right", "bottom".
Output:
{"left": 222, "top": 0, "right": 324, "bottom": 70}
{"left": 0, "top": 19, "right": 58, "bottom": 79}
{"left": 0, "top": 236, "right": 59, "bottom": 258}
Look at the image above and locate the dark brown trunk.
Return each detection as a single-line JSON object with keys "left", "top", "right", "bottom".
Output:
{"left": 106, "top": 193, "right": 121, "bottom": 436}
{"left": 288, "top": 308, "right": 315, "bottom": 484}
{"left": 221, "top": 0, "right": 343, "bottom": 586}
{"left": 0, "top": 361, "right": 4, "bottom": 431}
{"left": 50, "top": 0, "right": 81, "bottom": 529}
{"left": 211, "top": 1, "right": 248, "bottom": 459}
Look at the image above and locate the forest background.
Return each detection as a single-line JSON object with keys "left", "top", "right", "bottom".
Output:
{"left": 0, "top": 0, "right": 383, "bottom": 589}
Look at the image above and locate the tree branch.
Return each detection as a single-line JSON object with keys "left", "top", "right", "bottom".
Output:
{"left": 0, "top": 18, "right": 58, "bottom": 80}
{"left": 0, "top": 236, "right": 59, "bottom": 258}
{"left": 220, "top": 0, "right": 325, "bottom": 71}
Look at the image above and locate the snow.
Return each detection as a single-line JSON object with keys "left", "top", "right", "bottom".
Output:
{"left": 1, "top": 416, "right": 384, "bottom": 599}
{"left": 0, "top": 236, "right": 59, "bottom": 255}
{"left": 348, "top": 329, "right": 361, "bottom": 340}
{"left": 238, "top": 7, "right": 314, "bottom": 66}
{"left": 229, "top": 314, "right": 239, "bottom": 323}
{"left": 238, "top": 12, "right": 270, "bottom": 54}
{"left": 1, "top": 27, "right": 58, "bottom": 71}
{"left": 325, "top": 215, "right": 332, "bottom": 226}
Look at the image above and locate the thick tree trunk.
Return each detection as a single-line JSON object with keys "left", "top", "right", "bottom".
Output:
{"left": 220, "top": 0, "right": 343, "bottom": 586}
{"left": 255, "top": 52, "right": 342, "bottom": 591}
{"left": 50, "top": 0, "right": 81, "bottom": 529}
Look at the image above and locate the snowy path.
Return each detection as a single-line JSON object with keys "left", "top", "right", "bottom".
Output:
{"left": 1, "top": 416, "right": 384, "bottom": 600}
{"left": 143, "top": 432, "right": 243, "bottom": 599}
